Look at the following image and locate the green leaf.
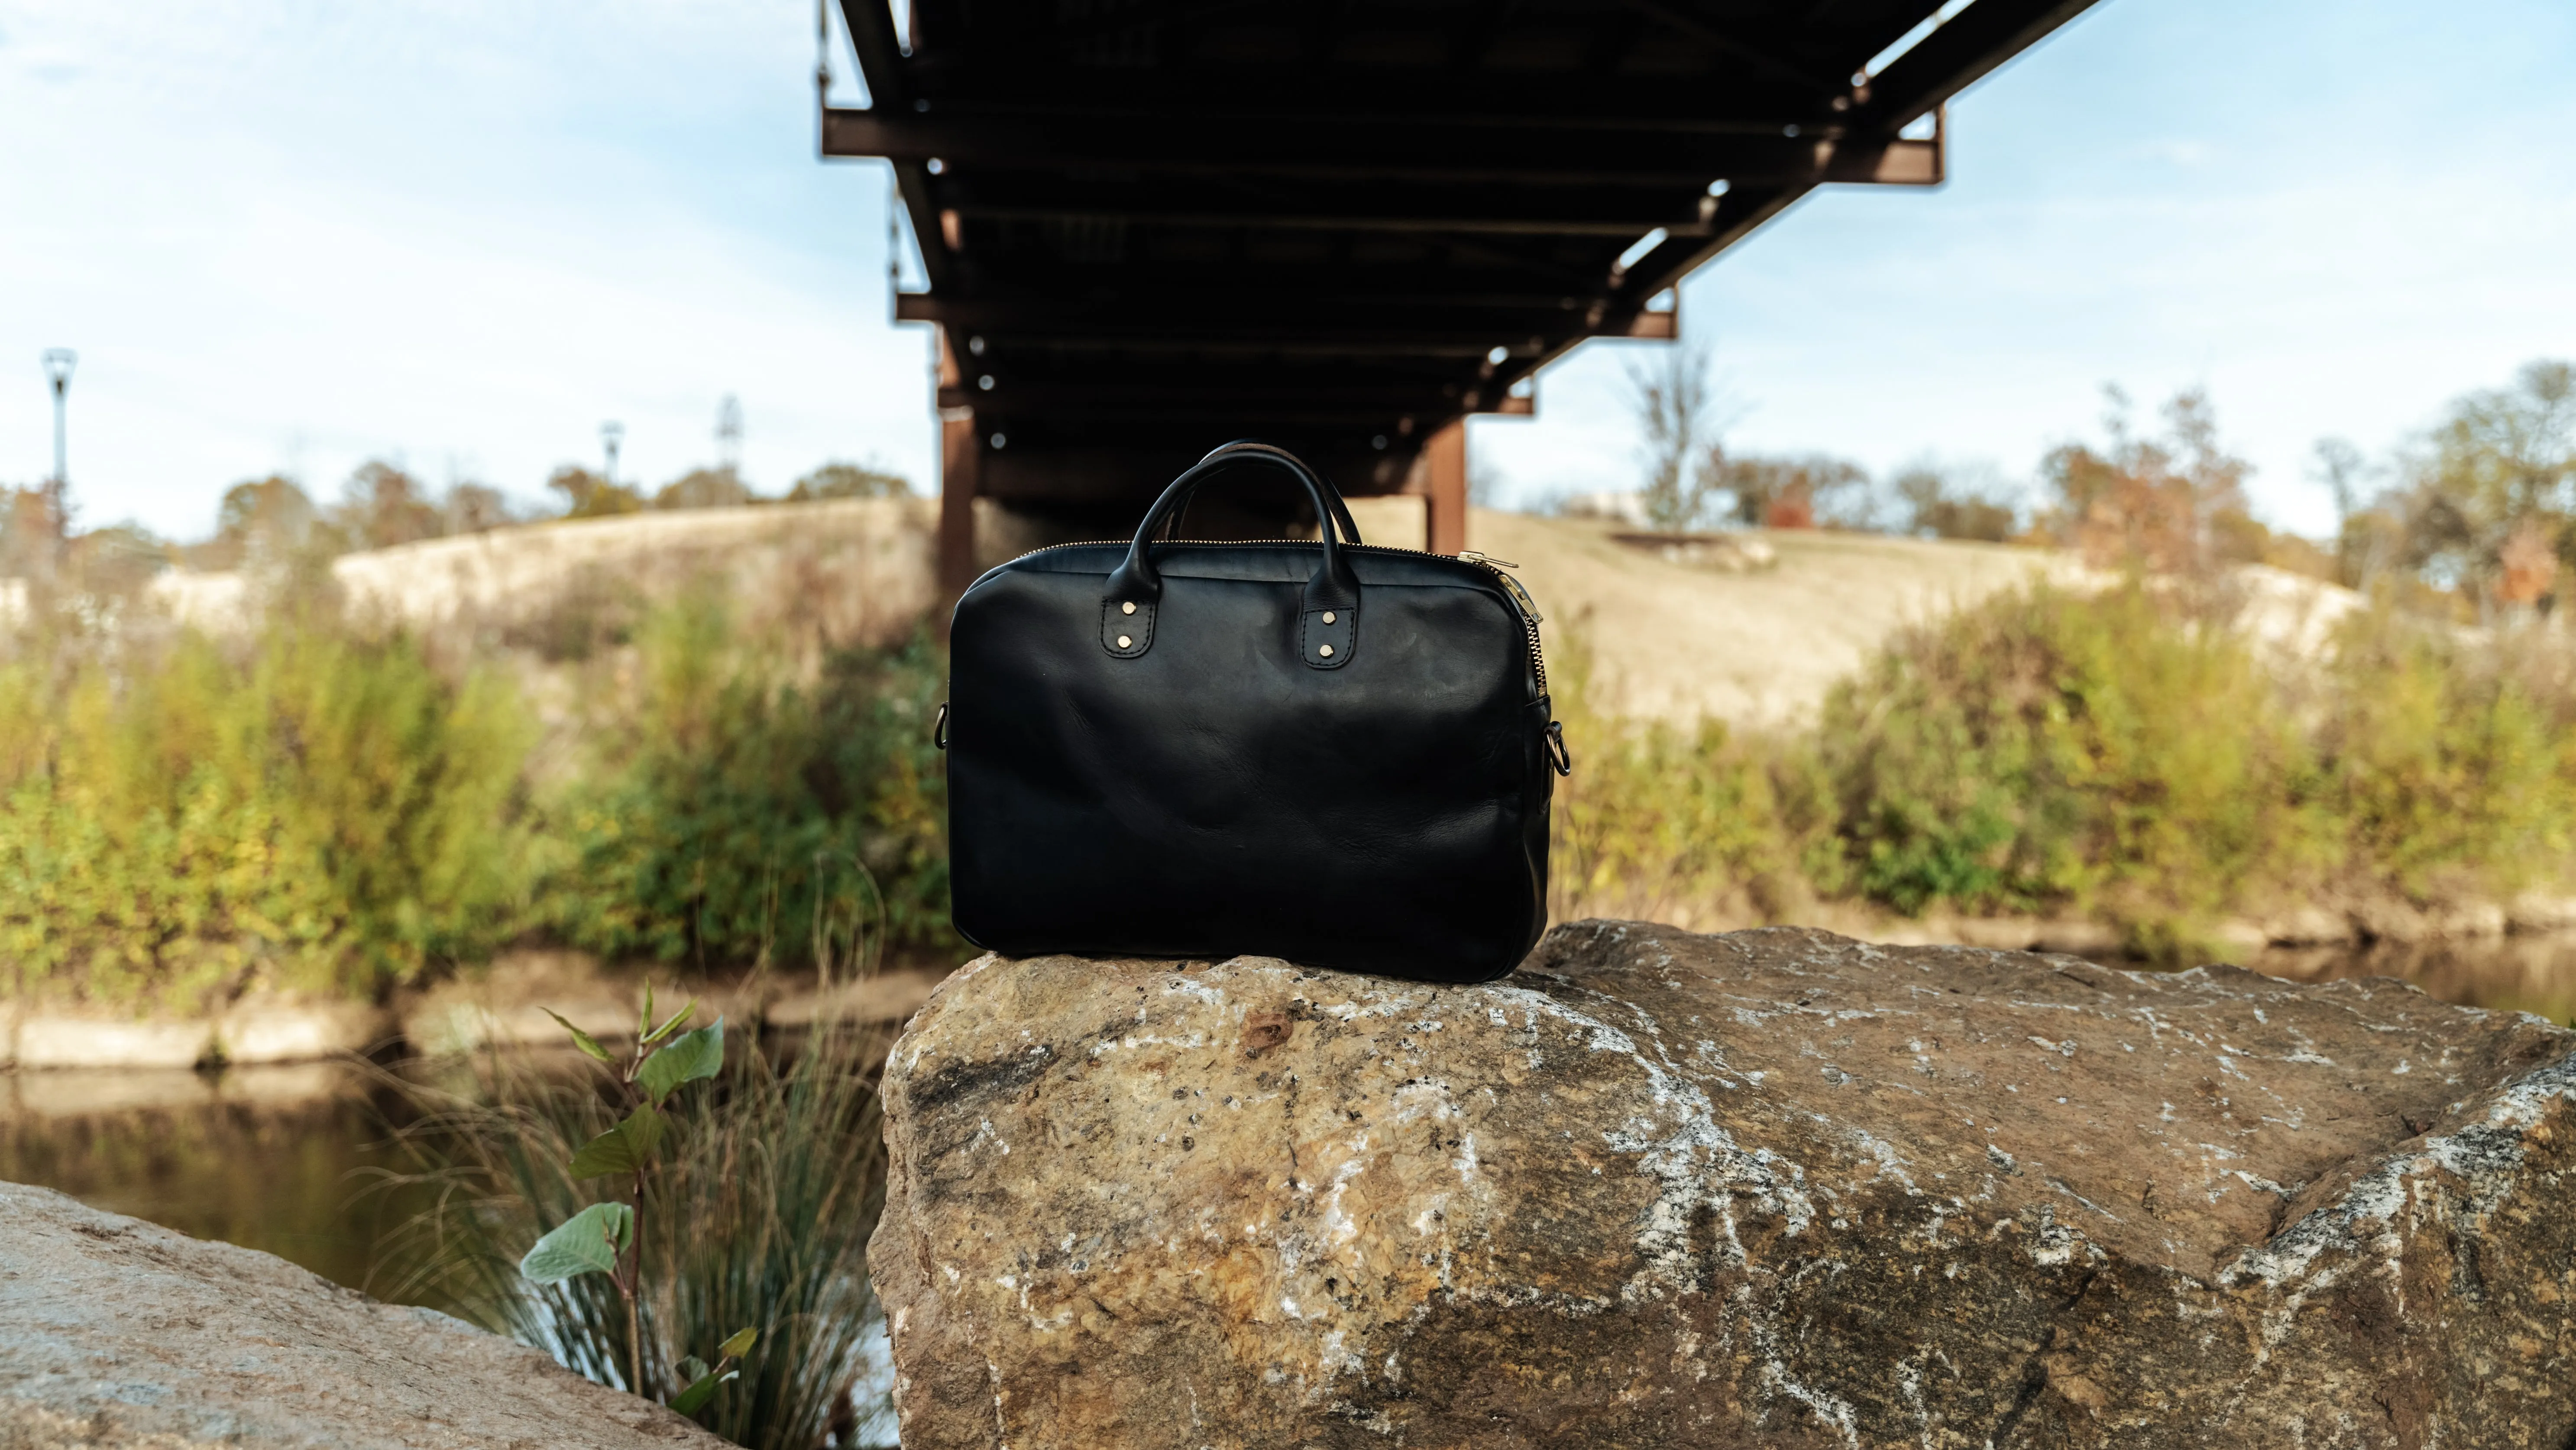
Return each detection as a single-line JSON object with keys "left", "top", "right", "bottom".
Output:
{"left": 718, "top": 1326, "right": 757, "bottom": 1359}
{"left": 670, "top": 1371, "right": 725, "bottom": 1417}
{"left": 519, "top": 1202, "right": 631, "bottom": 1284}
{"left": 676, "top": 1356, "right": 710, "bottom": 1384}
{"left": 642, "top": 997, "right": 698, "bottom": 1046}
{"left": 543, "top": 1008, "right": 613, "bottom": 1064}
{"left": 567, "top": 1103, "right": 666, "bottom": 1180}
{"left": 637, "top": 1018, "right": 725, "bottom": 1103}
{"left": 636, "top": 983, "right": 655, "bottom": 1044}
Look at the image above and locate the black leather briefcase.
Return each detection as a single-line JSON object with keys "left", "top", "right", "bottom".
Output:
{"left": 939, "top": 442, "right": 1566, "bottom": 983}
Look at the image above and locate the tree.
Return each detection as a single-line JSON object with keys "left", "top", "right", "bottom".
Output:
{"left": 654, "top": 467, "right": 754, "bottom": 511}
{"left": 446, "top": 481, "right": 515, "bottom": 535}
{"left": 2307, "top": 437, "right": 2402, "bottom": 589}
{"left": 2037, "top": 386, "right": 2253, "bottom": 575}
{"left": 337, "top": 460, "right": 444, "bottom": 551}
{"left": 193, "top": 475, "right": 323, "bottom": 570}
{"left": 2390, "top": 359, "right": 2574, "bottom": 611}
{"left": 1712, "top": 451, "right": 1871, "bottom": 530}
{"left": 786, "top": 461, "right": 910, "bottom": 501}
{"left": 1890, "top": 461, "right": 2018, "bottom": 542}
{"left": 1626, "top": 344, "right": 1720, "bottom": 533}
{"left": 550, "top": 465, "right": 645, "bottom": 520}
{"left": 0, "top": 484, "right": 68, "bottom": 581}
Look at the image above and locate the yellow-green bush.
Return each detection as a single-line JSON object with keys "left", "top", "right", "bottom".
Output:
{"left": 2314, "top": 614, "right": 2576, "bottom": 896}
{"left": 16, "top": 572, "right": 2576, "bottom": 1004}
{"left": 0, "top": 590, "right": 955, "bottom": 1008}
{"left": 1549, "top": 581, "right": 2576, "bottom": 956}
{"left": 1812, "top": 582, "right": 2324, "bottom": 943}
{"left": 537, "top": 590, "right": 956, "bottom": 972}
{"left": 0, "top": 625, "right": 533, "bottom": 1006}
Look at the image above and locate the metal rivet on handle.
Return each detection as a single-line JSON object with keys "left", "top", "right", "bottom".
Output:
{"left": 1122, "top": 601, "right": 1136, "bottom": 615}
{"left": 1318, "top": 644, "right": 1334, "bottom": 658}
{"left": 1117, "top": 634, "right": 1133, "bottom": 649}
{"left": 1321, "top": 610, "right": 1335, "bottom": 624}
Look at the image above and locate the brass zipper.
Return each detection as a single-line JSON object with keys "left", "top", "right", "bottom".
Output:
{"left": 1458, "top": 552, "right": 1549, "bottom": 698}
{"left": 981, "top": 538, "right": 1552, "bottom": 699}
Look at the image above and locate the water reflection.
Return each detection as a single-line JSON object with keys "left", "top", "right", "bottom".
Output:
{"left": 0, "top": 1064, "right": 433, "bottom": 1305}
{"left": 2249, "top": 933, "right": 2576, "bottom": 1025}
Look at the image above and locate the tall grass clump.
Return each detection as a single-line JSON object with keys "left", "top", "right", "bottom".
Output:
{"left": 540, "top": 588, "right": 955, "bottom": 974}
{"left": 0, "top": 619, "right": 533, "bottom": 1006}
{"left": 376, "top": 1015, "right": 896, "bottom": 1448}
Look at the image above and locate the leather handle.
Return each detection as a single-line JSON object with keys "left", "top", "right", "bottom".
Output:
{"left": 1107, "top": 448, "right": 1360, "bottom": 609}
{"left": 1157, "top": 441, "right": 1365, "bottom": 547}
{"left": 1104, "top": 444, "right": 1362, "bottom": 669}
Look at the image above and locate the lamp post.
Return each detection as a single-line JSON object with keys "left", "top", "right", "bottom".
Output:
{"left": 601, "top": 420, "right": 625, "bottom": 487}
{"left": 41, "top": 349, "right": 75, "bottom": 538}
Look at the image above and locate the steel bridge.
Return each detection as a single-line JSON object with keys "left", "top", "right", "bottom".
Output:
{"left": 822, "top": 0, "right": 2101, "bottom": 596}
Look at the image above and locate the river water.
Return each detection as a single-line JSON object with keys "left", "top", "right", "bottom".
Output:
{"left": 5, "top": 934, "right": 2570, "bottom": 1319}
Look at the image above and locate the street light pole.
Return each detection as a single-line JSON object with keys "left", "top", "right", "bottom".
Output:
{"left": 41, "top": 349, "right": 76, "bottom": 539}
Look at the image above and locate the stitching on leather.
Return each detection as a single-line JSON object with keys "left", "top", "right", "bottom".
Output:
{"left": 1102, "top": 598, "right": 1154, "bottom": 658}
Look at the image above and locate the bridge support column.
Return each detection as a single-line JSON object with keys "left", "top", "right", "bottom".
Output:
{"left": 936, "top": 334, "right": 980, "bottom": 635}
{"left": 937, "top": 411, "right": 979, "bottom": 627}
{"left": 1421, "top": 418, "right": 1467, "bottom": 555}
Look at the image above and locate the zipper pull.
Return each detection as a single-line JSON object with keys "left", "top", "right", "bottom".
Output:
{"left": 1457, "top": 550, "right": 1520, "bottom": 569}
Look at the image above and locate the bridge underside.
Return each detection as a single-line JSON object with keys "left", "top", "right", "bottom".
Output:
{"left": 823, "top": 0, "right": 2099, "bottom": 592}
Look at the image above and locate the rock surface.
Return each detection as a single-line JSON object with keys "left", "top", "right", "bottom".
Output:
{"left": 0, "top": 1182, "right": 723, "bottom": 1450}
{"left": 870, "top": 921, "right": 2576, "bottom": 1449}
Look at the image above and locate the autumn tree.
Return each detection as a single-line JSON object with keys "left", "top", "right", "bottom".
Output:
{"left": 786, "top": 461, "right": 911, "bottom": 501}
{"left": 2391, "top": 359, "right": 2574, "bottom": 612}
{"left": 1890, "top": 461, "right": 2019, "bottom": 543}
{"left": 1712, "top": 451, "right": 1871, "bottom": 529}
{"left": 336, "top": 460, "right": 444, "bottom": 551}
{"left": 2039, "top": 386, "right": 2253, "bottom": 575}
{"left": 550, "top": 465, "right": 644, "bottom": 519}
{"left": 445, "top": 482, "right": 515, "bottom": 534}
{"left": 186, "top": 475, "right": 324, "bottom": 570}
{"left": 654, "top": 466, "right": 754, "bottom": 511}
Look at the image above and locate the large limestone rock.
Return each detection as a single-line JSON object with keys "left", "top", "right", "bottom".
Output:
{"left": 0, "top": 1182, "right": 722, "bottom": 1449}
{"left": 871, "top": 921, "right": 2576, "bottom": 1449}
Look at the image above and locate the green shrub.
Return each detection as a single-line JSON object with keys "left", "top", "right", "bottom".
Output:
{"left": 1809, "top": 582, "right": 2323, "bottom": 943}
{"left": 0, "top": 624, "right": 533, "bottom": 1006}
{"left": 1547, "top": 580, "right": 2576, "bottom": 956}
{"left": 537, "top": 590, "right": 956, "bottom": 973}
{"left": 2315, "top": 612, "right": 2576, "bottom": 896}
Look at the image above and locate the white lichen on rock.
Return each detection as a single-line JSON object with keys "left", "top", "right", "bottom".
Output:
{"left": 871, "top": 922, "right": 2576, "bottom": 1450}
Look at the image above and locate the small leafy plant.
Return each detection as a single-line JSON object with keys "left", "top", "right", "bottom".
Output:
{"left": 518, "top": 988, "right": 757, "bottom": 1418}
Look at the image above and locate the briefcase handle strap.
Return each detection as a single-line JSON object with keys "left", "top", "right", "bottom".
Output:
{"left": 1103, "top": 444, "right": 1361, "bottom": 670}
{"left": 1156, "top": 441, "right": 1365, "bottom": 548}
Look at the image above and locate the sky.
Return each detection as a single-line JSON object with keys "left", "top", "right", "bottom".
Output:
{"left": 4, "top": 0, "right": 2573, "bottom": 541}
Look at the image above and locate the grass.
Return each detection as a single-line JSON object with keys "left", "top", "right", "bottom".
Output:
{"left": 369, "top": 1012, "right": 897, "bottom": 1448}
